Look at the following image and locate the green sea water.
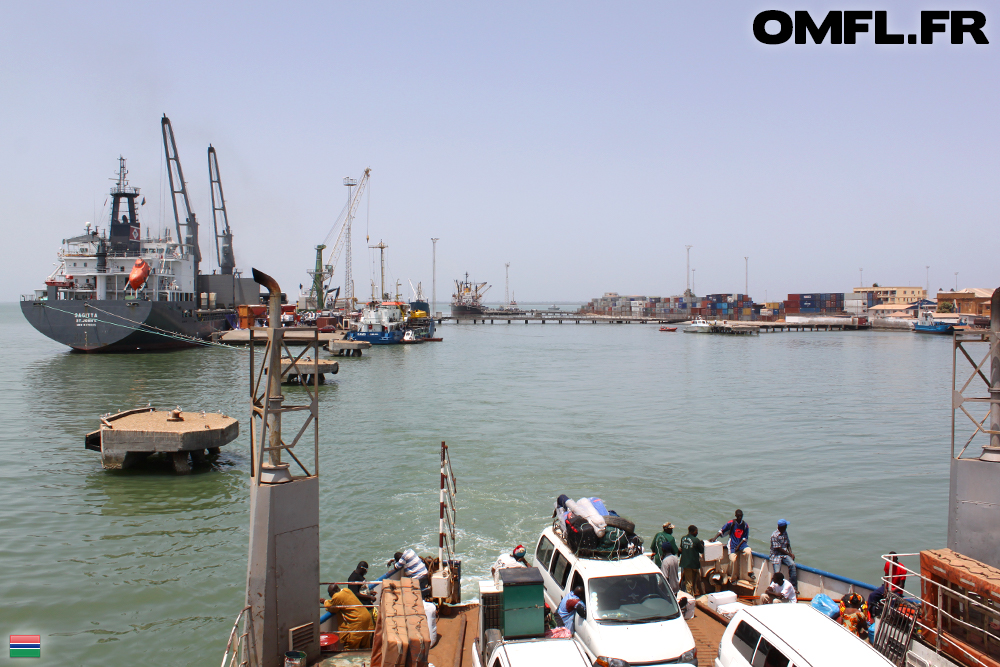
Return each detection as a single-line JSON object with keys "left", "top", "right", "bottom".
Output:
{"left": 0, "top": 303, "right": 955, "bottom": 664}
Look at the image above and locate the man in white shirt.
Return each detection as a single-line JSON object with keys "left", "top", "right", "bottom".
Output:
{"left": 760, "top": 572, "right": 797, "bottom": 604}
{"left": 392, "top": 549, "right": 430, "bottom": 592}
{"left": 491, "top": 544, "right": 529, "bottom": 583}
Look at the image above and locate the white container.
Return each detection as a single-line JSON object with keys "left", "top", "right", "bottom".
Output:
{"left": 209, "top": 292, "right": 217, "bottom": 310}
{"left": 431, "top": 569, "right": 452, "bottom": 598}
{"left": 702, "top": 541, "right": 724, "bottom": 562}
{"left": 715, "top": 601, "right": 751, "bottom": 621}
{"left": 703, "top": 591, "right": 738, "bottom": 612}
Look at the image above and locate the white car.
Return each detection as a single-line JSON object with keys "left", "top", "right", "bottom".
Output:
{"left": 715, "top": 603, "right": 894, "bottom": 667}
{"left": 473, "top": 633, "right": 594, "bottom": 667}
{"left": 534, "top": 526, "right": 697, "bottom": 666}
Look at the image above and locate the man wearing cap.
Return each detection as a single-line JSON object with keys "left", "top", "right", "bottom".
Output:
{"left": 769, "top": 519, "right": 797, "bottom": 591}
{"left": 491, "top": 544, "right": 529, "bottom": 582}
{"left": 651, "top": 522, "right": 680, "bottom": 594}
{"left": 716, "top": 509, "right": 753, "bottom": 584}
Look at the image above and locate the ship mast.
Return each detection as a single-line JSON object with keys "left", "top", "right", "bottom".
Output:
{"left": 161, "top": 115, "right": 201, "bottom": 276}
{"left": 369, "top": 240, "right": 388, "bottom": 300}
{"left": 208, "top": 145, "right": 235, "bottom": 275}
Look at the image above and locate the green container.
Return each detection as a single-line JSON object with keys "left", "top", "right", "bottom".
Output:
{"left": 500, "top": 567, "right": 545, "bottom": 638}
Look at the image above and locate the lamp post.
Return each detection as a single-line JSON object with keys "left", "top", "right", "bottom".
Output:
{"left": 685, "top": 245, "right": 693, "bottom": 295}
{"left": 431, "top": 238, "right": 439, "bottom": 316}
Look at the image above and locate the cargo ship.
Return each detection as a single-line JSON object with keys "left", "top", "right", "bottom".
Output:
{"left": 20, "top": 118, "right": 259, "bottom": 352}
{"left": 451, "top": 273, "right": 490, "bottom": 316}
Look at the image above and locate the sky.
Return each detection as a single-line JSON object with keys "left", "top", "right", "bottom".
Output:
{"left": 1, "top": 2, "right": 996, "bottom": 303}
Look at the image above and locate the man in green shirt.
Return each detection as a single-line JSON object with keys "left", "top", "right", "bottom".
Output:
{"left": 651, "top": 522, "right": 680, "bottom": 594}
{"left": 650, "top": 522, "right": 677, "bottom": 567}
{"left": 679, "top": 525, "right": 705, "bottom": 596}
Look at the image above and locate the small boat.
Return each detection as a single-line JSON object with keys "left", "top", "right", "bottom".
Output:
{"left": 914, "top": 309, "right": 954, "bottom": 335}
{"left": 683, "top": 315, "right": 712, "bottom": 333}
{"left": 659, "top": 326, "right": 677, "bottom": 332}
{"left": 400, "top": 330, "right": 425, "bottom": 344}
{"left": 424, "top": 337, "right": 443, "bottom": 342}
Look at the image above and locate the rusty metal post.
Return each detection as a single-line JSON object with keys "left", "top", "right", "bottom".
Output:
{"left": 985, "top": 287, "right": 1000, "bottom": 461}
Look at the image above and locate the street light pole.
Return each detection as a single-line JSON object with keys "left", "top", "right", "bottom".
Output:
{"left": 744, "top": 257, "right": 748, "bottom": 296}
{"left": 685, "top": 245, "right": 692, "bottom": 295}
{"left": 431, "top": 238, "right": 439, "bottom": 316}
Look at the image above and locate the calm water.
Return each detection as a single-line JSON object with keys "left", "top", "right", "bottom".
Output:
{"left": 0, "top": 303, "right": 955, "bottom": 664}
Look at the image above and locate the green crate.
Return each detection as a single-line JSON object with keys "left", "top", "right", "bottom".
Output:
{"left": 500, "top": 567, "right": 545, "bottom": 639}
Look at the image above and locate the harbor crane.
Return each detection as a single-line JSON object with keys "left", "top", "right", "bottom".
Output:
{"left": 161, "top": 115, "right": 201, "bottom": 275}
{"left": 308, "top": 167, "right": 370, "bottom": 310}
{"left": 207, "top": 145, "right": 235, "bottom": 275}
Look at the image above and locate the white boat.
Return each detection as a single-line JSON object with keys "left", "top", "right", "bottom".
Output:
{"left": 683, "top": 315, "right": 712, "bottom": 333}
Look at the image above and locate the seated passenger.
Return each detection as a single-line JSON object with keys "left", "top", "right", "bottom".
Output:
{"left": 323, "top": 584, "right": 373, "bottom": 649}
{"left": 760, "top": 572, "right": 797, "bottom": 604}
{"left": 491, "top": 545, "right": 529, "bottom": 581}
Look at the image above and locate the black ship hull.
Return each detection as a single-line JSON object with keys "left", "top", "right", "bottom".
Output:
{"left": 21, "top": 299, "right": 230, "bottom": 352}
{"left": 451, "top": 304, "right": 487, "bottom": 316}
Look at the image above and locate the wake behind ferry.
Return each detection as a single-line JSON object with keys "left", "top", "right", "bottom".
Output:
{"left": 20, "top": 118, "right": 259, "bottom": 352}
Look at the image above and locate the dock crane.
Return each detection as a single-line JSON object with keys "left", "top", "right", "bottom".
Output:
{"left": 308, "top": 167, "right": 370, "bottom": 310}
{"left": 161, "top": 115, "right": 201, "bottom": 276}
{"left": 208, "top": 145, "right": 235, "bottom": 275}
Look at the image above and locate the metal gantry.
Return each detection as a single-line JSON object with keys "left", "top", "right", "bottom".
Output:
{"left": 951, "top": 328, "right": 1000, "bottom": 460}
{"left": 248, "top": 269, "right": 320, "bottom": 480}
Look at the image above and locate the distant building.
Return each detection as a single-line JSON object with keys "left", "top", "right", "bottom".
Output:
{"left": 852, "top": 286, "right": 926, "bottom": 305}
{"left": 936, "top": 288, "right": 994, "bottom": 317}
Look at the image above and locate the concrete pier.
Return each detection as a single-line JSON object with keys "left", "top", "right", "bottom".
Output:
{"left": 86, "top": 407, "right": 239, "bottom": 473}
{"left": 218, "top": 329, "right": 340, "bottom": 346}
{"left": 326, "top": 340, "right": 371, "bottom": 357}
{"left": 267, "top": 357, "right": 339, "bottom": 384}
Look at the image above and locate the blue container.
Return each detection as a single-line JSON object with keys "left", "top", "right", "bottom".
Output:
{"left": 811, "top": 594, "right": 838, "bottom": 618}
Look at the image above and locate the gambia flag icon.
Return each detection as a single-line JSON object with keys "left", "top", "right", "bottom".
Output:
{"left": 10, "top": 635, "right": 41, "bottom": 658}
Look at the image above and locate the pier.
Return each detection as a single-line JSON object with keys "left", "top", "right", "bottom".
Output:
{"left": 438, "top": 316, "right": 869, "bottom": 331}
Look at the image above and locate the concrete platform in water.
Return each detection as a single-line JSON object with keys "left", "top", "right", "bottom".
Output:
{"left": 217, "top": 329, "right": 341, "bottom": 345}
{"left": 326, "top": 340, "right": 371, "bottom": 357}
{"left": 265, "top": 357, "right": 339, "bottom": 384}
{"left": 85, "top": 407, "right": 238, "bottom": 473}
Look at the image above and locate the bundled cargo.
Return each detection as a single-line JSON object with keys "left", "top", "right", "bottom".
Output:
{"left": 553, "top": 495, "right": 643, "bottom": 559}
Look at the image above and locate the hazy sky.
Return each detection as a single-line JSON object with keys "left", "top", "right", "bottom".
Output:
{"left": 1, "top": 2, "right": 996, "bottom": 303}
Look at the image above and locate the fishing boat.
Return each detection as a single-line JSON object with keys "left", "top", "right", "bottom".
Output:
{"left": 400, "top": 329, "right": 424, "bottom": 344}
{"left": 683, "top": 315, "right": 712, "bottom": 333}
{"left": 20, "top": 121, "right": 259, "bottom": 352}
{"left": 659, "top": 326, "right": 677, "bottom": 332}
{"left": 914, "top": 309, "right": 954, "bottom": 335}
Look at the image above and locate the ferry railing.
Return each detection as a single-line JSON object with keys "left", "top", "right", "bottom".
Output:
{"left": 873, "top": 553, "right": 1000, "bottom": 667}
{"left": 220, "top": 605, "right": 256, "bottom": 667}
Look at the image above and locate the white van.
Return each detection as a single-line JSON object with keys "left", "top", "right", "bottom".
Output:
{"left": 533, "top": 526, "right": 697, "bottom": 665}
{"left": 715, "top": 604, "right": 894, "bottom": 667}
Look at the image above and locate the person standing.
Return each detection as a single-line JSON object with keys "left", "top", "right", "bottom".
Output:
{"left": 769, "top": 519, "right": 797, "bottom": 592}
{"left": 884, "top": 552, "right": 906, "bottom": 595}
{"left": 679, "top": 525, "right": 705, "bottom": 596}
{"left": 652, "top": 522, "right": 680, "bottom": 594}
{"left": 392, "top": 549, "right": 430, "bottom": 592}
{"left": 716, "top": 509, "right": 753, "bottom": 584}
{"left": 760, "top": 572, "right": 797, "bottom": 604}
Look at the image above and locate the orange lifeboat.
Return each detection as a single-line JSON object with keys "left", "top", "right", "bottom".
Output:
{"left": 128, "top": 259, "right": 150, "bottom": 290}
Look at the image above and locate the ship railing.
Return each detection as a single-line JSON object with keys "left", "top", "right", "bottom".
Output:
{"left": 220, "top": 605, "right": 256, "bottom": 667}
{"left": 873, "top": 552, "right": 999, "bottom": 667}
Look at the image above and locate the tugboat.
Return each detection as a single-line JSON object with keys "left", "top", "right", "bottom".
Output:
{"left": 914, "top": 308, "right": 954, "bottom": 335}
{"left": 347, "top": 240, "right": 407, "bottom": 345}
{"left": 19, "top": 117, "right": 259, "bottom": 352}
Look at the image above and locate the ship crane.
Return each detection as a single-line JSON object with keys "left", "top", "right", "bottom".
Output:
{"left": 207, "top": 145, "right": 235, "bottom": 275}
{"left": 161, "top": 116, "right": 201, "bottom": 275}
{"left": 308, "top": 167, "right": 370, "bottom": 310}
